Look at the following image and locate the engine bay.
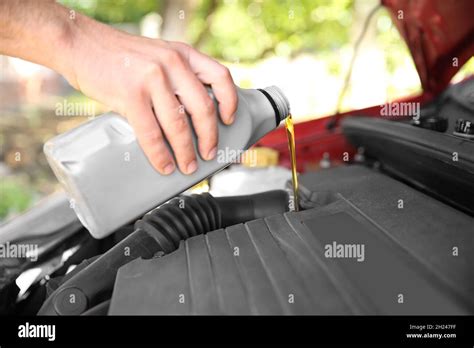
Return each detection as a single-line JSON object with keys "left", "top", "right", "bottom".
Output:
{"left": 1, "top": 78, "right": 473, "bottom": 316}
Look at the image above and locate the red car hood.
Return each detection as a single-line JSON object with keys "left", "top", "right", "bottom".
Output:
{"left": 259, "top": 0, "right": 473, "bottom": 172}
{"left": 383, "top": 0, "right": 474, "bottom": 95}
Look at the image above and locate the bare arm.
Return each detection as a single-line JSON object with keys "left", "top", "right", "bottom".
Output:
{"left": 0, "top": 0, "right": 238, "bottom": 175}
{"left": 0, "top": 1, "right": 76, "bottom": 79}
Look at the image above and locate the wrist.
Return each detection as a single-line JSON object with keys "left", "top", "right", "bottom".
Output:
{"left": 48, "top": 3, "right": 82, "bottom": 88}
{"left": 0, "top": 1, "right": 78, "bottom": 85}
{"left": 57, "top": 8, "right": 124, "bottom": 91}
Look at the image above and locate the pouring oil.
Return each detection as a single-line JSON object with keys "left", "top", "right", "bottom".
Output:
{"left": 285, "top": 114, "right": 299, "bottom": 211}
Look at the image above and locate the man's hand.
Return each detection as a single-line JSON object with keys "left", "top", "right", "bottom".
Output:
{"left": 0, "top": 0, "right": 238, "bottom": 175}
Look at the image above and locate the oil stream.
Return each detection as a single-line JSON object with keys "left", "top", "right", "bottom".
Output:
{"left": 285, "top": 114, "right": 299, "bottom": 211}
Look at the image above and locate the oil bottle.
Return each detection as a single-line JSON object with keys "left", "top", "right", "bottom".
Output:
{"left": 44, "top": 86, "right": 290, "bottom": 238}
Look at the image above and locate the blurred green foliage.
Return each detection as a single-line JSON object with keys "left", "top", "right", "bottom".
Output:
{"left": 193, "top": 0, "right": 353, "bottom": 62}
{"left": 60, "top": 0, "right": 160, "bottom": 23}
{"left": 0, "top": 178, "right": 33, "bottom": 219}
{"left": 60, "top": 0, "right": 355, "bottom": 63}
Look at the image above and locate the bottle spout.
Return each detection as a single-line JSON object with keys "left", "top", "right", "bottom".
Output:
{"left": 260, "top": 86, "right": 291, "bottom": 125}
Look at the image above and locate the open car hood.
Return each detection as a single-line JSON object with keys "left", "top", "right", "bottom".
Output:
{"left": 383, "top": 0, "right": 474, "bottom": 95}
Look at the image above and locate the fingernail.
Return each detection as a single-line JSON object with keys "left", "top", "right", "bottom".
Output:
{"left": 227, "top": 114, "right": 235, "bottom": 124}
{"left": 163, "top": 162, "right": 175, "bottom": 175}
{"left": 186, "top": 160, "right": 197, "bottom": 174}
{"left": 206, "top": 147, "right": 217, "bottom": 160}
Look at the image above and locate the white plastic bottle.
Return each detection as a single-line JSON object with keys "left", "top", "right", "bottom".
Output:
{"left": 44, "top": 86, "right": 290, "bottom": 238}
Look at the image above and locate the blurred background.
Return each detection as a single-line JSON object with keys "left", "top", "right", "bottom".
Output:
{"left": 1, "top": 0, "right": 473, "bottom": 221}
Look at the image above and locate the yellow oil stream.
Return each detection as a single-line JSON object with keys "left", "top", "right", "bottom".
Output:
{"left": 284, "top": 114, "right": 299, "bottom": 211}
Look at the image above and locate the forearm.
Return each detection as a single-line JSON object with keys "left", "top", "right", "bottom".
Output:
{"left": 0, "top": 0, "right": 77, "bottom": 81}
{"left": 0, "top": 0, "right": 237, "bottom": 175}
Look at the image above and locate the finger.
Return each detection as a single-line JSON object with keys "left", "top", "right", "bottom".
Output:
{"left": 166, "top": 52, "right": 218, "bottom": 161}
{"left": 126, "top": 100, "right": 175, "bottom": 175}
{"left": 169, "top": 42, "right": 238, "bottom": 125}
{"left": 147, "top": 66, "right": 198, "bottom": 175}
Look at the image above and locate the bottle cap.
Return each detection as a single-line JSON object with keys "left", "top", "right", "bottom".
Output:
{"left": 263, "top": 86, "right": 291, "bottom": 124}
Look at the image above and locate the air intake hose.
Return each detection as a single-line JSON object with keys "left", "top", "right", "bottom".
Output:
{"left": 38, "top": 190, "right": 289, "bottom": 315}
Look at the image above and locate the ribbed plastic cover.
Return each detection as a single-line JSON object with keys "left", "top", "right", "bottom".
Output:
{"left": 109, "top": 166, "right": 473, "bottom": 315}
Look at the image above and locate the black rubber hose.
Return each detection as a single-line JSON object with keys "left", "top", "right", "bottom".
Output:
{"left": 216, "top": 190, "right": 290, "bottom": 226}
{"left": 38, "top": 190, "right": 289, "bottom": 315}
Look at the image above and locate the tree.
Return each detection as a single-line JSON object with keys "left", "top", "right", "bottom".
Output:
{"left": 61, "top": 0, "right": 355, "bottom": 63}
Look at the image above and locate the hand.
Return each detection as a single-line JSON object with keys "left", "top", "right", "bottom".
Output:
{"left": 65, "top": 17, "right": 237, "bottom": 175}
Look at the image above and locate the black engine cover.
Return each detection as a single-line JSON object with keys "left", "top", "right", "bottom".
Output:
{"left": 109, "top": 165, "right": 474, "bottom": 315}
